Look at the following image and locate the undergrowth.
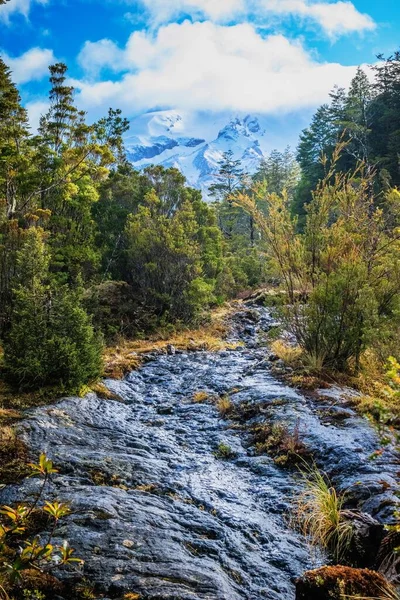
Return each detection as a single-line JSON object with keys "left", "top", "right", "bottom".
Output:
{"left": 0, "top": 454, "right": 83, "bottom": 599}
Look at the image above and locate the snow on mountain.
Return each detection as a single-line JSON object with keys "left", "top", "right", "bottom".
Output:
{"left": 125, "top": 111, "right": 269, "bottom": 199}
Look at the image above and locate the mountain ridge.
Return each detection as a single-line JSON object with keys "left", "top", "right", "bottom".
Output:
{"left": 125, "top": 111, "right": 269, "bottom": 198}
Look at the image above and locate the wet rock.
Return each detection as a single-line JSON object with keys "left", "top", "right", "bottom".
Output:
{"left": 166, "top": 344, "right": 176, "bottom": 355}
{"left": 376, "top": 529, "right": 400, "bottom": 584}
{"left": 156, "top": 404, "right": 174, "bottom": 415}
{"left": 341, "top": 510, "right": 385, "bottom": 568}
{"left": 3, "top": 304, "right": 399, "bottom": 600}
{"left": 296, "top": 566, "right": 392, "bottom": 600}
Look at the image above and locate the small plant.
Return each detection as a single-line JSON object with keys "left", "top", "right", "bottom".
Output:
{"left": 214, "top": 443, "right": 236, "bottom": 460}
{"left": 74, "top": 578, "right": 96, "bottom": 599}
{"left": 216, "top": 395, "right": 233, "bottom": 417}
{"left": 0, "top": 453, "right": 83, "bottom": 597}
{"left": 23, "top": 590, "right": 46, "bottom": 600}
{"left": 342, "top": 585, "right": 400, "bottom": 600}
{"left": 252, "top": 419, "right": 311, "bottom": 466}
{"left": 192, "top": 391, "right": 210, "bottom": 403}
{"left": 293, "top": 465, "right": 353, "bottom": 562}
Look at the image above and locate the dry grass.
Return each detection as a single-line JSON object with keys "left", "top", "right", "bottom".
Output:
{"left": 342, "top": 584, "right": 400, "bottom": 600}
{"left": 90, "top": 382, "right": 123, "bottom": 401}
{"left": 192, "top": 391, "right": 211, "bottom": 403}
{"left": 0, "top": 425, "right": 30, "bottom": 484}
{"left": 270, "top": 340, "right": 303, "bottom": 367}
{"left": 216, "top": 395, "right": 233, "bottom": 417}
{"left": 293, "top": 465, "right": 353, "bottom": 562}
{"left": 103, "top": 303, "right": 238, "bottom": 380}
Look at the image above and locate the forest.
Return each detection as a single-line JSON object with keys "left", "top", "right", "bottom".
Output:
{"left": 1, "top": 48, "right": 400, "bottom": 600}
{"left": 2, "top": 54, "right": 400, "bottom": 392}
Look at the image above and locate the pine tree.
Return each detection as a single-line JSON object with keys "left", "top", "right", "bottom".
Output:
{"left": 0, "top": 58, "right": 33, "bottom": 221}
{"left": 4, "top": 228, "right": 103, "bottom": 391}
{"left": 254, "top": 147, "right": 300, "bottom": 199}
{"left": 209, "top": 150, "right": 246, "bottom": 201}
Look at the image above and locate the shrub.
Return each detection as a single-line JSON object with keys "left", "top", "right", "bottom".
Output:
{"left": 251, "top": 420, "right": 311, "bottom": 466}
{"left": 214, "top": 443, "right": 236, "bottom": 460}
{"left": 236, "top": 153, "right": 400, "bottom": 374}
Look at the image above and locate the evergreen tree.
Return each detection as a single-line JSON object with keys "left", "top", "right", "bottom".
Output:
{"left": 4, "top": 228, "right": 102, "bottom": 391}
{"left": 209, "top": 150, "right": 247, "bottom": 200}
{"left": 0, "top": 58, "right": 34, "bottom": 221}
{"left": 254, "top": 147, "right": 300, "bottom": 199}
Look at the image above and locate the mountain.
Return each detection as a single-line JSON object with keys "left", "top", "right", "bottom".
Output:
{"left": 125, "top": 111, "right": 269, "bottom": 199}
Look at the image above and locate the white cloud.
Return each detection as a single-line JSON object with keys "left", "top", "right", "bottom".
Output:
{"left": 26, "top": 99, "right": 49, "bottom": 130}
{"left": 0, "top": 0, "right": 48, "bottom": 24}
{"left": 2, "top": 47, "right": 55, "bottom": 84}
{"left": 74, "top": 21, "right": 360, "bottom": 116}
{"left": 139, "top": 0, "right": 245, "bottom": 23}
{"left": 261, "top": 0, "right": 376, "bottom": 37}
{"left": 78, "top": 39, "right": 126, "bottom": 76}
{"left": 136, "top": 0, "right": 375, "bottom": 37}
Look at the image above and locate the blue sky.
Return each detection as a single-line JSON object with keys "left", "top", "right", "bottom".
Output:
{"left": 1, "top": 0, "right": 399, "bottom": 147}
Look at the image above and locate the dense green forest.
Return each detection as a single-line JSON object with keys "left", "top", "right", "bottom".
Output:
{"left": 0, "top": 60, "right": 267, "bottom": 393}
{"left": 2, "top": 52, "right": 400, "bottom": 395}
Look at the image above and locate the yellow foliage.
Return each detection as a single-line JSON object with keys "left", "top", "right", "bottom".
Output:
{"left": 270, "top": 340, "right": 303, "bottom": 367}
{"left": 192, "top": 391, "right": 210, "bottom": 403}
{"left": 216, "top": 396, "right": 233, "bottom": 416}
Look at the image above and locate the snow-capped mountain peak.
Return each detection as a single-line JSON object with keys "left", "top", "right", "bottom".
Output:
{"left": 126, "top": 112, "right": 268, "bottom": 199}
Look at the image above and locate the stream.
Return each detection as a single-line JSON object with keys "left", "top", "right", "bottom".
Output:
{"left": 2, "top": 305, "right": 399, "bottom": 599}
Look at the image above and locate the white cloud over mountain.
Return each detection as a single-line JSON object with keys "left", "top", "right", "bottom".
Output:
{"left": 75, "top": 21, "right": 360, "bottom": 116}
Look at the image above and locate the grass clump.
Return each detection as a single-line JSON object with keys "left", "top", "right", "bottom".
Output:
{"left": 192, "top": 391, "right": 210, "bottom": 404}
{"left": 251, "top": 420, "right": 311, "bottom": 466}
{"left": 214, "top": 443, "right": 236, "bottom": 460}
{"left": 270, "top": 340, "right": 303, "bottom": 367}
{"left": 216, "top": 395, "right": 233, "bottom": 417}
{"left": 293, "top": 465, "right": 353, "bottom": 562}
{"left": 0, "top": 426, "right": 29, "bottom": 484}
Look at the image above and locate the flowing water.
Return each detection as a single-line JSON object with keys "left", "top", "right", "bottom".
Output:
{"left": 3, "top": 306, "right": 399, "bottom": 599}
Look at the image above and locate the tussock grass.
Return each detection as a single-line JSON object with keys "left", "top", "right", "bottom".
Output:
{"left": 103, "top": 303, "right": 238, "bottom": 380}
{"left": 192, "top": 391, "right": 210, "bottom": 403}
{"left": 270, "top": 340, "right": 303, "bottom": 367}
{"left": 293, "top": 465, "right": 353, "bottom": 562}
{"left": 216, "top": 395, "right": 233, "bottom": 416}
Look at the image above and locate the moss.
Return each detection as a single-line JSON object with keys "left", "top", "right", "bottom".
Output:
{"left": 90, "top": 468, "right": 127, "bottom": 489}
{"left": 296, "top": 566, "right": 393, "bottom": 600}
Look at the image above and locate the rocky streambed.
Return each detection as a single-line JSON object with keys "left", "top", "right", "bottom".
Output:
{"left": 2, "top": 306, "right": 399, "bottom": 599}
